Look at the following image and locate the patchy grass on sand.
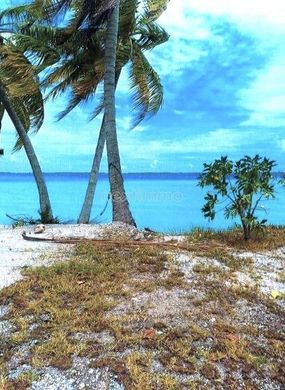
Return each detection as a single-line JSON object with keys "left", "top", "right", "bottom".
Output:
{"left": 0, "top": 227, "right": 284, "bottom": 389}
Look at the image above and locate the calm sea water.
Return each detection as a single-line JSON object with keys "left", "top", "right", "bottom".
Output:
{"left": 0, "top": 173, "right": 285, "bottom": 232}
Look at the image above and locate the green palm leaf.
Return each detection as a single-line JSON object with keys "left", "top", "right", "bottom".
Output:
{"left": 144, "top": 0, "right": 170, "bottom": 21}
{"left": 0, "top": 0, "right": 168, "bottom": 130}
{"left": 129, "top": 41, "right": 163, "bottom": 127}
{"left": 0, "top": 38, "right": 44, "bottom": 150}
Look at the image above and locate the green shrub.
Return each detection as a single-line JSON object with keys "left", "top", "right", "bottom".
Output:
{"left": 198, "top": 155, "right": 276, "bottom": 240}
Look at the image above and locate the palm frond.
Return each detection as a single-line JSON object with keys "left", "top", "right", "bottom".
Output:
{"left": 89, "top": 90, "right": 104, "bottom": 120}
{"left": 41, "top": 0, "right": 73, "bottom": 19}
{"left": 119, "top": 0, "right": 138, "bottom": 41}
{"left": 65, "top": 0, "right": 108, "bottom": 32}
{"left": 43, "top": 41, "right": 104, "bottom": 92}
{"left": 45, "top": 56, "right": 104, "bottom": 119}
{"left": 13, "top": 101, "right": 30, "bottom": 132}
{"left": 57, "top": 81, "right": 101, "bottom": 120}
{"left": 143, "top": 0, "right": 170, "bottom": 22}
{"left": 116, "top": 38, "right": 132, "bottom": 68}
{"left": 129, "top": 41, "right": 163, "bottom": 128}
{"left": 43, "top": 64, "right": 83, "bottom": 100}
{"left": 0, "top": 42, "right": 39, "bottom": 95}
{"left": 24, "top": 90, "right": 45, "bottom": 131}
{"left": 89, "top": 67, "right": 121, "bottom": 120}
{"left": 11, "top": 90, "right": 44, "bottom": 151}
{"left": 134, "top": 20, "right": 169, "bottom": 50}
{"left": 56, "top": 63, "right": 104, "bottom": 119}
{"left": 0, "top": 4, "right": 41, "bottom": 32}
{"left": 56, "top": 91, "right": 84, "bottom": 120}
{"left": 0, "top": 39, "right": 45, "bottom": 150}
{"left": 14, "top": 27, "right": 63, "bottom": 67}
{"left": 0, "top": 0, "right": 167, "bottom": 133}
{"left": 39, "top": 0, "right": 118, "bottom": 31}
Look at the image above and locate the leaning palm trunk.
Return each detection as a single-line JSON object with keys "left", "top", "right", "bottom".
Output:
{"left": 77, "top": 114, "right": 106, "bottom": 224}
{"left": 0, "top": 83, "right": 53, "bottom": 221}
{"left": 104, "top": 1, "right": 136, "bottom": 226}
{"left": 78, "top": 69, "right": 122, "bottom": 224}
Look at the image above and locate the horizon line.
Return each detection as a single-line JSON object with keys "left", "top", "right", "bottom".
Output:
{"left": 0, "top": 171, "right": 201, "bottom": 175}
{"left": 0, "top": 171, "right": 285, "bottom": 175}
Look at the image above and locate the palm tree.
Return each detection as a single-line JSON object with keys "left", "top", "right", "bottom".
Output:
{"left": 104, "top": 1, "right": 135, "bottom": 225}
{"left": 0, "top": 0, "right": 169, "bottom": 224}
{"left": 30, "top": 11, "right": 168, "bottom": 224}
{"left": 99, "top": 0, "right": 170, "bottom": 225}
{"left": 78, "top": 3, "right": 169, "bottom": 223}
{"left": 41, "top": 2, "right": 168, "bottom": 225}
{"left": 0, "top": 0, "right": 121, "bottom": 223}
{"left": 0, "top": 37, "right": 54, "bottom": 221}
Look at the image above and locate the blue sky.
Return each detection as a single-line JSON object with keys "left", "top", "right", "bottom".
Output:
{"left": 0, "top": 0, "right": 285, "bottom": 173}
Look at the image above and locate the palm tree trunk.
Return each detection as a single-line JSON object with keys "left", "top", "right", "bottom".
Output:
{"left": 77, "top": 114, "right": 106, "bottom": 224}
{"left": 78, "top": 69, "right": 122, "bottom": 224}
{"left": 0, "top": 83, "right": 53, "bottom": 221}
{"left": 104, "top": 1, "right": 136, "bottom": 226}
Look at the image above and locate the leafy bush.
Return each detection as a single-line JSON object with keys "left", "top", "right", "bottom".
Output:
{"left": 198, "top": 155, "right": 276, "bottom": 240}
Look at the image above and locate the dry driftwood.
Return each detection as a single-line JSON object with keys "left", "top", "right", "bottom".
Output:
{"left": 21, "top": 231, "right": 226, "bottom": 252}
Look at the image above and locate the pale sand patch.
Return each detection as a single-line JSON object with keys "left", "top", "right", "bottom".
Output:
{"left": 0, "top": 222, "right": 148, "bottom": 289}
{"left": 1, "top": 223, "right": 284, "bottom": 304}
{"left": 0, "top": 225, "right": 70, "bottom": 289}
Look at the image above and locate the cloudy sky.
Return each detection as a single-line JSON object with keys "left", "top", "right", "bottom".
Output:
{"left": 0, "top": 0, "right": 285, "bottom": 173}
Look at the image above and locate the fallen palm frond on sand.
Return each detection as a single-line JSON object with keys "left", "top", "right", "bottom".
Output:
{"left": 21, "top": 230, "right": 230, "bottom": 254}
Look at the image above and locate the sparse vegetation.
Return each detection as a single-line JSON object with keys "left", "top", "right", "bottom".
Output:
{"left": 7, "top": 209, "right": 60, "bottom": 228}
{"left": 186, "top": 225, "right": 285, "bottom": 251}
{"left": 0, "top": 239, "right": 284, "bottom": 389}
{"left": 199, "top": 155, "right": 277, "bottom": 240}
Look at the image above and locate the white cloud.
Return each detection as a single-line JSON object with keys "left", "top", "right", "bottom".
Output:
{"left": 162, "top": 0, "right": 285, "bottom": 35}
{"left": 153, "top": 0, "right": 285, "bottom": 81}
{"left": 159, "top": 4, "right": 211, "bottom": 40}
{"left": 173, "top": 110, "right": 185, "bottom": 116}
{"left": 147, "top": 128, "right": 252, "bottom": 154}
{"left": 157, "top": 1, "right": 285, "bottom": 131}
{"left": 143, "top": 3, "right": 213, "bottom": 79}
{"left": 239, "top": 55, "right": 285, "bottom": 127}
{"left": 119, "top": 128, "right": 257, "bottom": 162}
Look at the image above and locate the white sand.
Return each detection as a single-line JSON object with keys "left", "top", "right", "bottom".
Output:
{"left": 0, "top": 222, "right": 143, "bottom": 289}
{"left": 0, "top": 226, "right": 68, "bottom": 289}
{"left": 1, "top": 224, "right": 284, "bottom": 302}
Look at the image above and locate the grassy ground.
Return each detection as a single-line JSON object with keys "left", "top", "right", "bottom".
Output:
{"left": 0, "top": 227, "right": 284, "bottom": 389}
{"left": 186, "top": 225, "right": 285, "bottom": 251}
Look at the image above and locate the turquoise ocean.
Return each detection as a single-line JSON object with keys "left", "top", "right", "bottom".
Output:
{"left": 0, "top": 173, "right": 285, "bottom": 232}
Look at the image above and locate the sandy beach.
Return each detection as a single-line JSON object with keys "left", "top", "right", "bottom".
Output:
{"left": 0, "top": 224, "right": 284, "bottom": 389}
{"left": 0, "top": 226, "right": 65, "bottom": 289}
{"left": 0, "top": 222, "right": 148, "bottom": 289}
